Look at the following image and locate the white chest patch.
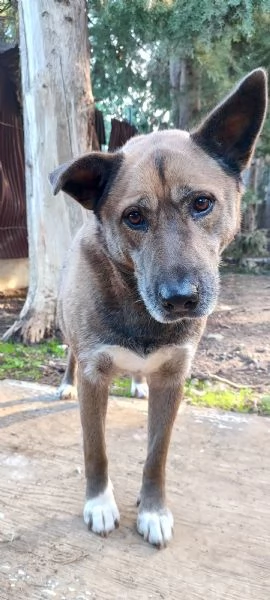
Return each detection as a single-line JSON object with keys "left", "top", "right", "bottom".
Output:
{"left": 80, "top": 342, "right": 195, "bottom": 382}
{"left": 105, "top": 343, "right": 193, "bottom": 375}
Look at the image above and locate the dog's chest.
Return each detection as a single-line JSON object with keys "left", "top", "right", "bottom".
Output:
{"left": 103, "top": 344, "right": 192, "bottom": 375}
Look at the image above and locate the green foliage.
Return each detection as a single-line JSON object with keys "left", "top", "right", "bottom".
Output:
{"left": 185, "top": 378, "right": 270, "bottom": 415}
{"left": 149, "top": 0, "right": 259, "bottom": 51}
{"left": 0, "top": 1, "right": 18, "bottom": 43}
{"left": 225, "top": 230, "right": 268, "bottom": 262}
{"left": 185, "top": 379, "right": 255, "bottom": 412}
{"left": 110, "top": 376, "right": 132, "bottom": 397}
{"left": 89, "top": 0, "right": 270, "bottom": 144}
{"left": 0, "top": 340, "right": 65, "bottom": 381}
{"left": 230, "top": 10, "right": 270, "bottom": 157}
{"left": 242, "top": 189, "right": 260, "bottom": 207}
{"left": 89, "top": 0, "right": 161, "bottom": 130}
{"left": 260, "top": 395, "right": 270, "bottom": 415}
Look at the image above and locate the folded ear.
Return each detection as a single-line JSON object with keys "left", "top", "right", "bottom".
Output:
{"left": 191, "top": 69, "right": 268, "bottom": 173}
{"left": 49, "top": 152, "right": 123, "bottom": 211}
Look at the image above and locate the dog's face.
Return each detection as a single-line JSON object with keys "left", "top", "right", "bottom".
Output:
{"left": 98, "top": 132, "right": 240, "bottom": 322}
{"left": 50, "top": 69, "right": 267, "bottom": 324}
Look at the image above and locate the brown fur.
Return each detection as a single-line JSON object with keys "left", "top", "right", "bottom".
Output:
{"left": 50, "top": 69, "right": 267, "bottom": 547}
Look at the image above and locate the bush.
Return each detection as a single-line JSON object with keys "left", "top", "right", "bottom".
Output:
{"left": 224, "top": 229, "right": 268, "bottom": 264}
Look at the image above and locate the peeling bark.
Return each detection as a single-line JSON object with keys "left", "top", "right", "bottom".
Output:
{"left": 4, "top": 0, "right": 94, "bottom": 343}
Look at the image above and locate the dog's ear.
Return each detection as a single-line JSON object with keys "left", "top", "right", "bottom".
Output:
{"left": 191, "top": 69, "right": 268, "bottom": 173}
{"left": 49, "top": 152, "right": 123, "bottom": 211}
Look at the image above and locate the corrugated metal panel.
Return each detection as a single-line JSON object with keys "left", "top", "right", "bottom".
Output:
{"left": 0, "top": 45, "right": 27, "bottom": 259}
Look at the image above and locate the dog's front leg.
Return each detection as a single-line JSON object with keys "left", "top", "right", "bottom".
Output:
{"left": 137, "top": 368, "right": 185, "bottom": 548}
{"left": 77, "top": 365, "right": 120, "bottom": 537}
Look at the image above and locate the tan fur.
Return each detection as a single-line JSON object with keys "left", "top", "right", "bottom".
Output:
{"left": 50, "top": 69, "right": 267, "bottom": 548}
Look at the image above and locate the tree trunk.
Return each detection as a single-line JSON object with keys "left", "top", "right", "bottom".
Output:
{"left": 257, "top": 161, "right": 270, "bottom": 230}
{"left": 3, "top": 0, "right": 94, "bottom": 343}
{"left": 169, "top": 56, "right": 199, "bottom": 130}
{"left": 178, "top": 58, "right": 190, "bottom": 129}
{"left": 169, "top": 55, "right": 182, "bottom": 129}
{"left": 242, "top": 159, "right": 260, "bottom": 233}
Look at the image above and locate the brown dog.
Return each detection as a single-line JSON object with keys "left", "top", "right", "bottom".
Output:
{"left": 50, "top": 70, "right": 267, "bottom": 548}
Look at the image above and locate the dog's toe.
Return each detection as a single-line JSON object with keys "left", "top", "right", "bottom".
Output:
{"left": 57, "top": 383, "right": 77, "bottom": 401}
{"left": 137, "top": 508, "right": 174, "bottom": 548}
{"left": 83, "top": 484, "right": 120, "bottom": 536}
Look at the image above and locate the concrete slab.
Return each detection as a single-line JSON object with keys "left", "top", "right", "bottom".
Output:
{"left": 0, "top": 379, "right": 269, "bottom": 599}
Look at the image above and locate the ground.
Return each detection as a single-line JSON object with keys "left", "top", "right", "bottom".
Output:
{"left": 0, "top": 273, "right": 270, "bottom": 598}
{"left": 195, "top": 273, "right": 270, "bottom": 392}
{"left": 1, "top": 273, "right": 270, "bottom": 391}
{"left": 0, "top": 379, "right": 270, "bottom": 599}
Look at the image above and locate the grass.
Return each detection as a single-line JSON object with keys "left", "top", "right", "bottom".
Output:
{"left": 185, "top": 378, "right": 270, "bottom": 416}
{"left": 185, "top": 378, "right": 253, "bottom": 412}
{"left": 111, "top": 376, "right": 132, "bottom": 397}
{"left": 259, "top": 395, "right": 270, "bottom": 415}
{"left": 0, "top": 341, "right": 269, "bottom": 415}
{"left": 0, "top": 340, "right": 66, "bottom": 381}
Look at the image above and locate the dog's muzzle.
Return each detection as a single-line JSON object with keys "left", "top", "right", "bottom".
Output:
{"left": 137, "top": 270, "right": 219, "bottom": 323}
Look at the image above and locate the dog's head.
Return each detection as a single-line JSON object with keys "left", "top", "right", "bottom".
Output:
{"left": 50, "top": 69, "right": 267, "bottom": 323}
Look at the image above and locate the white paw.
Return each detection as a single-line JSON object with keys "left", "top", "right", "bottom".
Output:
{"left": 57, "top": 383, "right": 77, "bottom": 401}
{"left": 137, "top": 508, "right": 174, "bottom": 547}
{"left": 83, "top": 482, "right": 120, "bottom": 536}
{"left": 130, "top": 379, "right": 149, "bottom": 399}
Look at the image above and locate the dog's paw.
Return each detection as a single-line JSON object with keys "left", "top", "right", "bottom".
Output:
{"left": 137, "top": 508, "right": 174, "bottom": 548}
{"left": 130, "top": 378, "right": 149, "bottom": 399}
{"left": 57, "top": 383, "right": 77, "bottom": 401}
{"left": 83, "top": 483, "right": 120, "bottom": 536}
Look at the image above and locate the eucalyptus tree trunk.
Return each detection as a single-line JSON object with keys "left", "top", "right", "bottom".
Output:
{"left": 169, "top": 56, "right": 200, "bottom": 130}
{"left": 4, "top": 0, "right": 94, "bottom": 343}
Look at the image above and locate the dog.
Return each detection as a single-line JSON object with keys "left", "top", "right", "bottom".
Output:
{"left": 50, "top": 69, "right": 267, "bottom": 548}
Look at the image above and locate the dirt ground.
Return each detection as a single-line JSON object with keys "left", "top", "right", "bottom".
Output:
{"left": 194, "top": 273, "right": 270, "bottom": 392}
{"left": 0, "top": 379, "right": 270, "bottom": 599}
{"left": 1, "top": 273, "right": 270, "bottom": 391}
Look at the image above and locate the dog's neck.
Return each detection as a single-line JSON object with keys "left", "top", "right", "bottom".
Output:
{"left": 92, "top": 245, "right": 204, "bottom": 355}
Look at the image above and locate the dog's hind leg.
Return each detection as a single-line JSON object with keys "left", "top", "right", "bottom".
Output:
{"left": 57, "top": 349, "right": 78, "bottom": 400}
{"left": 130, "top": 374, "right": 149, "bottom": 399}
{"left": 78, "top": 364, "right": 120, "bottom": 537}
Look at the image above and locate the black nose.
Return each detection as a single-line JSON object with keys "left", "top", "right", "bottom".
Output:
{"left": 159, "top": 281, "right": 199, "bottom": 313}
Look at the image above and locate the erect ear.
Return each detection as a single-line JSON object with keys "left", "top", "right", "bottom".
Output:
{"left": 191, "top": 69, "right": 268, "bottom": 173}
{"left": 49, "top": 152, "right": 123, "bottom": 211}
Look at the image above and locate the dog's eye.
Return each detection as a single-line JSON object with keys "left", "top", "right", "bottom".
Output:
{"left": 192, "top": 197, "right": 213, "bottom": 217}
{"left": 123, "top": 209, "right": 148, "bottom": 230}
{"left": 127, "top": 211, "right": 142, "bottom": 225}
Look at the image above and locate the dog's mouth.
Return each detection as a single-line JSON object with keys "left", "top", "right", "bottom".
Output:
{"left": 145, "top": 302, "right": 216, "bottom": 324}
